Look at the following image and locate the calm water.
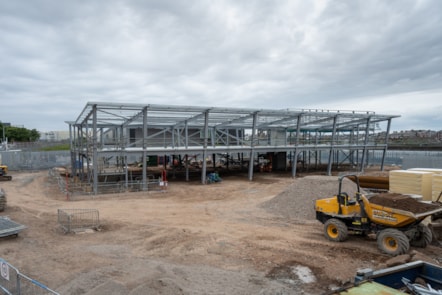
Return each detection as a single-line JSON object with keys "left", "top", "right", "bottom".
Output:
{"left": 367, "top": 150, "right": 442, "bottom": 169}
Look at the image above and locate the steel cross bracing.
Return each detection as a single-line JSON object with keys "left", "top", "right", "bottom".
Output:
{"left": 70, "top": 103, "right": 397, "bottom": 133}
{"left": 66, "top": 102, "right": 399, "bottom": 194}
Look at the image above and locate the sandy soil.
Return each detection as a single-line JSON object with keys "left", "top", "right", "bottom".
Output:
{"left": 0, "top": 170, "right": 441, "bottom": 294}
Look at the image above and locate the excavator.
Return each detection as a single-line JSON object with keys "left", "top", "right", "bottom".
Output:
{"left": 0, "top": 164, "right": 12, "bottom": 181}
{"left": 315, "top": 174, "right": 442, "bottom": 256}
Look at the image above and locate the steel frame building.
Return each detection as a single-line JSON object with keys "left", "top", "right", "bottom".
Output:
{"left": 67, "top": 102, "right": 399, "bottom": 194}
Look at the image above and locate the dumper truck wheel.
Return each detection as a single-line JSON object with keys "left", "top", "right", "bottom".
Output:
{"left": 377, "top": 229, "right": 409, "bottom": 256}
{"left": 324, "top": 218, "right": 348, "bottom": 242}
{"left": 410, "top": 224, "right": 432, "bottom": 248}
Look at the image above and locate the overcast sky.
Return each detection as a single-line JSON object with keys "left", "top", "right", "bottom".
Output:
{"left": 1, "top": 0, "right": 441, "bottom": 132}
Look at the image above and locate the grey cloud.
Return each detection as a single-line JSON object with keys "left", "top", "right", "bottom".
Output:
{"left": 0, "top": 0, "right": 441, "bottom": 131}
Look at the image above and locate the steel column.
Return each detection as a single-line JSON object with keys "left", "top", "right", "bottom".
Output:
{"left": 381, "top": 119, "right": 391, "bottom": 171}
{"left": 201, "top": 111, "right": 209, "bottom": 184}
{"left": 92, "top": 104, "right": 98, "bottom": 195}
{"left": 248, "top": 112, "right": 258, "bottom": 181}
{"left": 327, "top": 115, "right": 338, "bottom": 176}
{"left": 291, "top": 149, "right": 299, "bottom": 177}
{"left": 142, "top": 107, "right": 148, "bottom": 190}
{"left": 360, "top": 116, "right": 371, "bottom": 172}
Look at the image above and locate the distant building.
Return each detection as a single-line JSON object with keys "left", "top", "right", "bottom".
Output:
{"left": 39, "top": 131, "right": 70, "bottom": 141}
{"left": 388, "top": 130, "right": 442, "bottom": 143}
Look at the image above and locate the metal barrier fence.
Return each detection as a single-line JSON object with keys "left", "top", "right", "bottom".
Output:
{"left": 0, "top": 258, "right": 59, "bottom": 295}
{"left": 57, "top": 209, "right": 100, "bottom": 233}
{"left": 0, "top": 150, "right": 70, "bottom": 171}
{"left": 48, "top": 168, "right": 163, "bottom": 199}
{"left": 0, "top": 259, "right": 19, "bottom": 295}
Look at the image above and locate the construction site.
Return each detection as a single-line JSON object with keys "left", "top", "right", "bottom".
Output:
{"left": 63, "top": 102, "right": 399, "bottom": 196}
{"left": 0, "top": 102, "right": 442, "bottom": 294}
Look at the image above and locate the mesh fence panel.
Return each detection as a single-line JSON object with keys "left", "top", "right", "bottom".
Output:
{"left": 58, "top": 209, "right": 100, "bottom": 233}
{"left": 0, "top": 151, "right": 70, "bottom": 171}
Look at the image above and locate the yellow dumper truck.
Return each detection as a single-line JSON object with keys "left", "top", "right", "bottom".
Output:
{"left": 315, "top": 175, "right": 442, "bottom": 256}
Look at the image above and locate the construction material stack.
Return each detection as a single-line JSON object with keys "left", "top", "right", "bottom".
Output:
{"left": 406, "top": 168, "right": 442, "bottom": 202}
{"left": 389, "top": 170, "right": 433, "bottom": 201}
{"left": 432, "top": 175, "right": 442, "bottom": 202}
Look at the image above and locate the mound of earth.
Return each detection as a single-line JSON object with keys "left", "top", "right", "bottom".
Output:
{"left": 369, "top": 193, "right": 440, "bottom": 214}
{"left": 261, "top": 175, "right": 362, "bottom": 220}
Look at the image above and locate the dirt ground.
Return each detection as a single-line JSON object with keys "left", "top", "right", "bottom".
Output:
{"left": 0, "top": 170, "right": 441, "bottom": 294}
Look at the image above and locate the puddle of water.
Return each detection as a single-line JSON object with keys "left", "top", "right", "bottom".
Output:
{"left": 292, "top": 265, "right": 316, "bottom": 283}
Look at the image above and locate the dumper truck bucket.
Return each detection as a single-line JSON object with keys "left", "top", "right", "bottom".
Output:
{"left": 362, "top": 195, "right": 442, "bottom": 227}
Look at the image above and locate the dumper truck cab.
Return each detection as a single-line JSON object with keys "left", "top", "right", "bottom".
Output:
{"left": 315, "top": 174, "right": 442, "bottom": 256}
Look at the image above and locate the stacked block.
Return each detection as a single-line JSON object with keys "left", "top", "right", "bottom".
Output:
{"left": 408, "top": 168, "right": 442, "bottom": 202}
{"left": 389, "top": 170, "right": 433, "bottom": 201}
{"left": 408, "top": 168, "right": 442, "bottom": 174}
{"left": 431, "top": 174, "right": 442, "bottom": 201}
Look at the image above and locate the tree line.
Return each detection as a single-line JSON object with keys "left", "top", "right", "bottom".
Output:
{"left": 0, "top": 123, "right": 40, "bottom": 142}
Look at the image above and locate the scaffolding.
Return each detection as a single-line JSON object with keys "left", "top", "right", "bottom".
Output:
{"left": 66, "top": 102, "right": 399, "bottom": 195}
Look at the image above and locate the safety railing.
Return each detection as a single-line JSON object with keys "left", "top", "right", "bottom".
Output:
{"left": 0, "top": 258, "right": 59, "bottom": 295}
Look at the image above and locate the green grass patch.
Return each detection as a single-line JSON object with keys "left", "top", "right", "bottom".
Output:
{"left": 39, "top": 143, "right": 71, "bottom": 151}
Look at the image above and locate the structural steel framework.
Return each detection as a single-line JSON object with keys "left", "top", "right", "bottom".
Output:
{"left": 67, "top": 102, "right": 399, "bottom": 194}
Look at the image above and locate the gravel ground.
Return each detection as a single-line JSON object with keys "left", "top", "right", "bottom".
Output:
{"left": 261, "top": 175, "right": 361, "bottom": 220}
